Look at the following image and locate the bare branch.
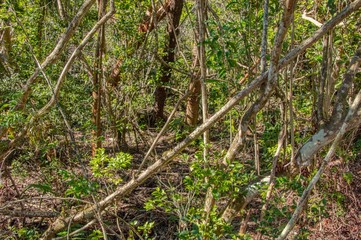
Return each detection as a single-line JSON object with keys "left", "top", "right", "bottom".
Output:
{"left": 0, "top": 1, "right": 116, "bottom": 165}
{"left": 0, "top": 0, "right": 96, "bottom": 138}
{"left": 302, "top": 12, "right": 323, "bottom": 27}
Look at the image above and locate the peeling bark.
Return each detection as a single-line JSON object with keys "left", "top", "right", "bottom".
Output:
{"left": 278, "top": 88, "right": 361, "bottom": 240}
{"left": 185, "top": 46, "right": 202, "bottom": 126}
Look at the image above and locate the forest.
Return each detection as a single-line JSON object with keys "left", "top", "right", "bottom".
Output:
{"left": 0, "top": 0, "right": 361, "bottom": 239}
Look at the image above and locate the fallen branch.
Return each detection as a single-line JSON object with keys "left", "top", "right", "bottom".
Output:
{"left": 0, "top": 209, "right": 59, "bottom": 218}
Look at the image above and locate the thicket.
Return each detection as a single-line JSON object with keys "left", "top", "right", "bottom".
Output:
{"left": 0, "top": 0, "right": 360, "bottom": 239}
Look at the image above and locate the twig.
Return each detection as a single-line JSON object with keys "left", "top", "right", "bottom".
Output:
{"left": 302, "top": 12, "right": 323, "bottom": 27}
{"left": 52, "top": 219, "right": 97, "bottom": 240}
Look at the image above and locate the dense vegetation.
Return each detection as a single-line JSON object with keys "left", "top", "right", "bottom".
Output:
{"left": 0, "top": 0, "right": 360, "bottom": 239}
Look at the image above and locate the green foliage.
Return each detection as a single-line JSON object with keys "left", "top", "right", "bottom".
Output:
{"left": 90, "top": 148, "right": 132, "bottom": 184}
{"left": 135, "top": 221, "right": 155, "bottom": 240}
{"left": 144, "top": 187, "right": 170, "bottom": 212}
{"left": 11, "top": 226, "right": 40, "bottom": 240}
{"left": 88, "top": 229, "right": 103, "bottom": 240}
{"left": 145, "top": 147, "right": 257, "bottom": 238}
{"left": 308, "top": 197, "right": 328, "bottom": 223}
{"left": 59, "top": 169, "right": 99, "bottom": 198}
{"left": 29, "top": 183, "right": 53, "bottom": 194}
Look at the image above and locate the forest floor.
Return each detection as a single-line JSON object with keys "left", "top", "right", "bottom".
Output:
{"left": 0, "top": 130, "right": 360, "bottom": 239}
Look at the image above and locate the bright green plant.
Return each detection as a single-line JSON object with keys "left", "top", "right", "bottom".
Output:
{"left": 59, "top": 169, "right": 99, "bottom": 198}
{"left": 10, "top": 226, "right": 40, "bottom": 240}
{"left": 90, "top": 148, "right": 132, "bottom": 184}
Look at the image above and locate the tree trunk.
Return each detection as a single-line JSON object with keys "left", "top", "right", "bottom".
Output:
{"left": 185, "top": 38, "right": 202, "bottom": 126}
{"left": 154, "top": 0, "right": 183, "bottom": 120}
{"left": 91, "top": 0, "right": 107, "bottom": 156}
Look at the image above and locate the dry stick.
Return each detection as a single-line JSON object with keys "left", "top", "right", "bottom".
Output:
{"left": 257, "top": 120, "right": 287, "bottom": 240}
{"left": 0, "top": 209, "right": 59, "bottom": 218}
{"left": 288, "top": 10, "right": 297, "bottom": 169}
{"left": 41, "top": 1, "right": 361, "bottom": 238}
{"left": 95, "top": 212, "right": 108, "bottom": 240}
{"left": 52, "top": 220, "right": 97, "bottom": 240}
{"left": 255, "top": 0, "right": 270, "bottom": 178}
{"left": 260, "top": 0, "right": 269, "bottom": 74}
{"left": 0, "top": 1, "right": 116, "bottom": 163}
{"left": 56, "top": 0, "right": 66, "bottom": 21}
{"left": 277, "top": 89, "right": 361, "bottom": 240}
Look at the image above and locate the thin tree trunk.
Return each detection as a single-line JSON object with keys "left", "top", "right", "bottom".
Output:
{"left": 324, "top": 33, "right": 335, "bottom": 116}
{"left": 278, "top": 88, "right": 361, "bottom": 240}
{"left": 0, "top": 1, "right": 116, "bottom": 163}
{"left": 91, "top": 0, "right": 107, "bottom": 156}
{"left": 57, "top": 0, "right": 66, "bottom": 21}
{"left": 154, "top": 0, "right": 183, "bottom": 120}
{"left": 185, "top": 26, "right": 202, "bottom": 126}
{"left": 220, "top": 0, "right": 298, "bottom": 223}
{"left": 195, "top": 0, "right": 213, "bottom": 227}
{"left": 316, "top": 35, "right": 330, "bottom": 125}
{"left": 37, "top": 0, "right": 46, "bottom": 60}
{"left": 109, "top": 0, "right": 172, "bottom": 86}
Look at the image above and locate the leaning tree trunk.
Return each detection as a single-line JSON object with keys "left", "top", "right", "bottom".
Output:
{"left": 220, "top": 0, "right": 298, "bottom": 223}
